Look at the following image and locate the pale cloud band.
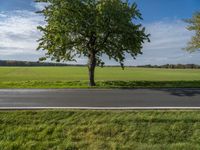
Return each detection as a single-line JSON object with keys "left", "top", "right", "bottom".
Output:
{"left": 0, "top": 10, "right": 45, "bottom": 60}
{"left": 0, "top": 6, "right": 199, "bottom": 65}
{"left": 132, "top": 20, "right": 200, "bottom": 66}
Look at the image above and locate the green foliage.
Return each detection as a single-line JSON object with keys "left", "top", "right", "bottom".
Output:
{"left": 1, "top": 110, "right": 200, "bottom": 149}
{"left": 185, "top": 12, "right": 200, "bottom": 52}
{"left": 36, "top": 0, "right": 149, "bottom": 66}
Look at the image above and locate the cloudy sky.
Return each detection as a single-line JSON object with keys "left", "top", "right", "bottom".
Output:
{"left": 0, "top": 0, "right": 199, "bottom": 65}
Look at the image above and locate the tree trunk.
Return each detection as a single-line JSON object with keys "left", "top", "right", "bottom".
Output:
{"left": 88, "top": 52, "right": 96, "bottom": 86}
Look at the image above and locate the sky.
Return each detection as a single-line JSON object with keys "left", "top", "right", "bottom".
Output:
{"left": 0, "top": 0, "right": 199, "bottom": 65}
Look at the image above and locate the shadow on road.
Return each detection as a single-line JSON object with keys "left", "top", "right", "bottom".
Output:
{"left": 152, "top": 88, "right": 200, "bottom": 97}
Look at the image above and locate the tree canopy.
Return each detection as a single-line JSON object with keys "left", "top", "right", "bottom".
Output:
{"left": 185, "top": 12, "right": 200, "bottom": 52}
{"left": 36, "top": 0, "right": 150, "bottom": 86}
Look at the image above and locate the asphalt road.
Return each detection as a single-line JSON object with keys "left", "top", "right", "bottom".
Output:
{"left": 0, "top": 88, "right": 200, "bottom": 108}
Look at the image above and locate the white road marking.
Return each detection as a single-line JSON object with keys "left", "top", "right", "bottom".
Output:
{"left": 1, "top": 107, "right": 200, "bottom": 110}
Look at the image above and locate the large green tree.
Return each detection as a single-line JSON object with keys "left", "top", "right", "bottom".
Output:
{"left": 185, "top": 12, "right": 200, "bottom": 52}
{"left": 36, "top": 0, "right": 150, "bottom": 86}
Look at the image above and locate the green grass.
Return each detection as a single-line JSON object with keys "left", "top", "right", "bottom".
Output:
{"left": 1, "top": 80, "right": 200, "bottom": 88}
{"left": 1, "top": 110, "right": 200, "bottom": 150}
{"left": 0, "top": 67, "right": 199, "bottom": 88}
{"left": 0, "top": 67, "right": 200, "bottom": 81}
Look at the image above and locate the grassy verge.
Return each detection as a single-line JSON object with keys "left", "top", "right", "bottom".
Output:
{"left": 0, "top": 80, "right": 200, "bottom": 88}
{"left": 1, "top": 110, "right": 200, "bottom": 149}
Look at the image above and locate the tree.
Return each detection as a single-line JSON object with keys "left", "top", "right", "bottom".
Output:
{"left": 185, "top": 12, "right": 200, "bottom": 52}
{"left": 36, "top": 0, "right": 150, "bottom": 86}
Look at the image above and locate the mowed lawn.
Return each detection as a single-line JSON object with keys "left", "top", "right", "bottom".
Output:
{"left": 1, "top": 110, "right": 200, "bottom": 150}
{"left": 0, "top": 67, "right": 199, "bottom": 88}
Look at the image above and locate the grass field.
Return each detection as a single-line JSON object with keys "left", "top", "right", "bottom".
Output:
{"left": 0, "top": 67, "right": 200, "bottom": 81}
{"left": 1, "top": 110, "right": 200, "bottom": 150}
{"left": 0, "top": 67, "right": 199, "bottom": 88}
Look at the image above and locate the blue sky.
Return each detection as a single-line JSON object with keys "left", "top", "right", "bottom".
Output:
{"left": 133, "top": 0, "right": 200, "bottom": 23}
{"left": 0, "top": 0, "right": 199, "bottom": 65}
{"left": 0, "top": 0, "right": 34, "bottom": 11}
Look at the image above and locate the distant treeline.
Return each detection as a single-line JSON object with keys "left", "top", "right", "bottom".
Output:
{"left": 137, "top": 64, "right": 200, "bottom": 69}
{"left": 0, "top": 60, "right": 199, "bottom": 69}
{"left": 0, "top": 60, "right": 84, "bottom": 67}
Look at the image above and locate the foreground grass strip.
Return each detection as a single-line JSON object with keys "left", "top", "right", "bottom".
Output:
{"left": 1, "top": 110, "right": 200, "bottom": 149}
{"left": 0, "top": 80, "right": 200, "bottom": 88}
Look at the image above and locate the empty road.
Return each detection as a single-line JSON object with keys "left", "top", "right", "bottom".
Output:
{"left": 0, "top": 88, "right": 200, "bottom": 108}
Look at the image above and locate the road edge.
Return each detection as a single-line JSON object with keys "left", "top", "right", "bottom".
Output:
{"left": 1, "top": 107, "right": 200, "bottom": 110}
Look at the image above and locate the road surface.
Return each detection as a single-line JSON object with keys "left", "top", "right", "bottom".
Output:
{"left": 0, "top": 88, "right": 200, "bottom": 109}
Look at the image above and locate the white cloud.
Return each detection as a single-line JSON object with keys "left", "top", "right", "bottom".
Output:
{"left": 124, "top": 20, "right": 200, "bottom": 66}
{"left": 0, "top": 10, "right": 45, "bottom": 60}
{"left": 143, "top": 20, "right": 192, "bottom": 50}
{"left": 0, "top": 13, "right": 7, "bottom": 18}
{"left": 32, "top": 2, "right": 49, "bottom": 11}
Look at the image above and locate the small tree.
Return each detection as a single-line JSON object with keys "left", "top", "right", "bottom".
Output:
{"left": 185, "top": 12, "right": 200, "bottom": 52}
{"left": 36, "top": 0, "right": 150, "bottom": 86}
